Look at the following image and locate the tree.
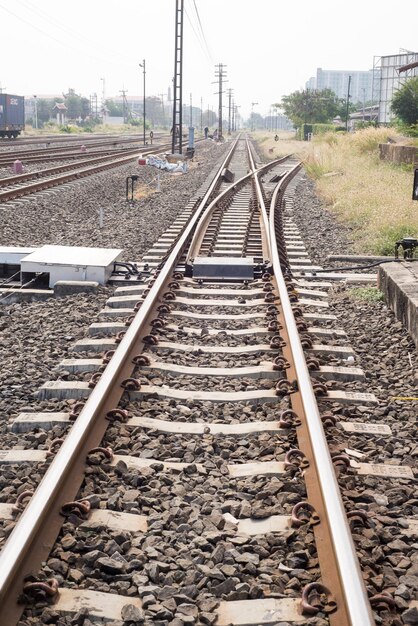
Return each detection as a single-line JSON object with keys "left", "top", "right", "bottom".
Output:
{"left": 62, "top": 88, "right": 90, "bottom": 120}
{"left": 37, "top": 99, "right": 55, "bottom": 126}
{"left": 391, "top": 77, "right": 418, "bottom": 126}
{"left": 277, "top": 89, "right": 342, "bottom": 126}
{"left": 105, "top": 99, "right": 124, "bottom": 116}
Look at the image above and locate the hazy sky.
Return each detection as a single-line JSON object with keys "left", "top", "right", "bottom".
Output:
{"left": 1, "top": 0, "right": 417, "bottom": 118}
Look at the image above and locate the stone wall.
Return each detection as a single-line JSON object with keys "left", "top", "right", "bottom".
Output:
{"left": 379, "top": 143, "right": 418, "bottom": 166}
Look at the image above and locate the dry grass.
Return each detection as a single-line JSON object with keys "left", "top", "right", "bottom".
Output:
{"left": 254, "top": 129, "right": 418, "bottom": 255}
{"left": 134, "top": 183, "right": 160, "bottom": 200}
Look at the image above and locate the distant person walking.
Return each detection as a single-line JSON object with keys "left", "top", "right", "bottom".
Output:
{"left": 204, "top": 126, "right": 209, "bottom": 139}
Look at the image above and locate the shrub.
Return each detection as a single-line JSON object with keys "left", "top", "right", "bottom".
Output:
{"left": 373, "top": 224, "right": 418, "bottom": 256}
{"left": 349, "top": 127, "right": 399, "bottom": 154}
{"left": 348, "top": 287, "right": 384, "bottom": 302}
{"left": 59, "top": 124, "right": 75, "bottom": 133}
{"left": 312, "top": 123, "right": 336, "bottom": 135}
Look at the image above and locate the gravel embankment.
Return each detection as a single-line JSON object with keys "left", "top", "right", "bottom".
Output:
{"left": 4, "top": 146, "right": 417, "bottom": 626}
{"left": 0, "top": 140, "right": 228, "bottom": 261}
{"left": 0, "top": 140, "right": 229, "bottom": 550}
{"left": 291, "top": 175, "right": 417, "bottom": 626}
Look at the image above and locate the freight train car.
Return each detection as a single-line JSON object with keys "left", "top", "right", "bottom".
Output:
{"left": 0, "top": 94, "right": 25, "bottom": 138}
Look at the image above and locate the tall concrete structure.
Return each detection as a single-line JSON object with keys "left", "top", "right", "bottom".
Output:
{"left": 306, "top": 68, "right": 377, "bottom": 104}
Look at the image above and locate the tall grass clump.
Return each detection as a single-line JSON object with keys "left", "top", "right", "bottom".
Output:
{"left": 348, "top": 127, "right": 400, "bottom": 154}
{"left": 303, "top": 148, "right": 334, "bottom": 179}
{"left": 306, "top": 128, "right": 418, "bottom": 254}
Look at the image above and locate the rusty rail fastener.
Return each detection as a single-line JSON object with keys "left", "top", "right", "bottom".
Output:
{"left": 301, "top": 582, "right": 337, "bottom": 615}
{"left": 291, "top": 502, "right": 320, "bottom": 528}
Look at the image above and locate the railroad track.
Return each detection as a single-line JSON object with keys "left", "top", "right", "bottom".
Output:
{"left": 0, "top": 141, "right": 175, "bottom": 203}
{"left": 0, "top": 132, "right": 160, "bottom": 148}
{"left": 0, "top": 136, "right": 415, "bottom": 625}
{"left": 0, "top": 145, "right": 149, "bottom": 168}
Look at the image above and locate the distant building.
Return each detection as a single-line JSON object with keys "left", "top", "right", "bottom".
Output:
{"left": 53, "top": 102, "right": 67, "bottom": 125}
{"left": 374, "top": 51, "right": 418, "bottom": 124}
{"left": 306, "top": 68, "right": 378, "bottom": 104}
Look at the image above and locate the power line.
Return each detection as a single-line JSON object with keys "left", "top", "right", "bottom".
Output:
{"left": 0, "top": 1, "right": 138, "bottom": 69}
{"left": 214, "top": 63, "right": 227, "bottom": 140}
{"left": 184, "top": 2, "right": 212, "bottom": 66}
{"left": 191, "top": 0, "right": 213, "bottom": 64}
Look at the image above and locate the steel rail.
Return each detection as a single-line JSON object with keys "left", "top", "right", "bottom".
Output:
{"left": 0, "top": 148, "right": 148, "bottom": 187}
{"left": 0, "top": 140, "right": 182, "bottom": 202}
{"left": 245, "top": 138, "right": 272, "bottom": 254}
{"left": 186, "top": 148, "right": 291, "bottom": 263}
{"left": 0, "top": 138, "right": 205, "bottom": 201}
{"left": 0, "top": 136, "right": 240, "bottom": 625}
{"left": 0, "top": 134, "right": 163, "bottom": 149}
{"left": 262, "top": 165, "right": 376, "bottom": 625}
{"left": 0, "top": 146, "right": 147, "bottom": 167}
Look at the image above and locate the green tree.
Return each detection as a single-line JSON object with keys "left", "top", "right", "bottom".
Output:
{"left": 62, "top": 88, "right": 90, "bottom": 120}
{"left": 80, "top": 97, "right": 90, "bottom": 119}
{"left": 391, "top": 77, "right": 418, "bottom": 125}
{"left": 105, "top": 99, "right": 123, "bottom": 116}
{"left": 277, "top": 89, "right": 342, "bottom": 126}
{"left": 36, "top": 98, "right": 55, "bottom": 126}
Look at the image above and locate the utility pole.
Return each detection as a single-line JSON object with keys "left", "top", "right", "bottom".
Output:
{"left": 231, "top": 99, "right": 235, "bottom": 132}
{"left": 200, "top": 96, "right": 203, "bottom": 133}
{"left": 120, "top": 89, "right": 128, "bottom": 124}
{"left": 251, "top": 102, "right": 258, "bottom": 131}
{"left": 362, "top": 87, "right": 366, "bottom": 122}
{"left": 227, "top": 88, "right": 233, "bottom": 134}
{"left": 158, "top": 93, "right": 167, "bottom": 127}
{"left": 33, "top": 95, "right": 38, "bottom": 129}
{"left": 234, "top": 105, "right": 241, "bottom": 131}
{"left": 139, "top": 60, "right": 146, "bottom": 144}
{"left": 189, "top": 93, "right": 193, "bottom": 126}
{"left": 172, "top": 0, "right": 184, "bottom": 154}
{"left": 345, "top": 75, "right": 352, "bottom": 131}
{"left": 214, "top": 63, "right": 227, "bottom": 140}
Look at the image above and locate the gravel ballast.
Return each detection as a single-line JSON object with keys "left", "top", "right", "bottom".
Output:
{"left": 0, "top": 140, "right": 228, "bottom": 261}
{"left": 2, "top": 142, "right": 417, "bottom": 626}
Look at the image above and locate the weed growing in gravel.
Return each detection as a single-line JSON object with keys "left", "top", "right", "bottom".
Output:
{"left": 347, "top": 287, "right": 385, "bottom": 302}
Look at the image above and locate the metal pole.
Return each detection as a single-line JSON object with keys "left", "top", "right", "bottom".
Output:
{"left": 227, "top": 89, "right": 232, "bottom": 134}
{"left": 362, "top": 87, "right": 365, "bottom": 122}
{"left": 159, "top": 93, "right": 166, "bottom": 127}
{"left": 142, "top": 60, "right": 146, "bottom": 144}
{"left": 251, "top": 102, "right": 258, "bottom": 131}
{"left": 171, "top": 0, "right": 184, "bottom": 154}
{"left": 33, "top": 96, "right": 38, "bottom": 130}
{"left": 218, "top": 64, "right": 223, "bottom": 139}
{"left": 345, "top": 75, "right": 351, "bottom": 131}
{"left": 190, "top": 93, "right": 192, "bottom": 126}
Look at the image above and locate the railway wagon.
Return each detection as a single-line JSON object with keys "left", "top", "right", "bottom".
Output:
{"left": 0, "top": 94, "right": 25, "bottom": 138}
